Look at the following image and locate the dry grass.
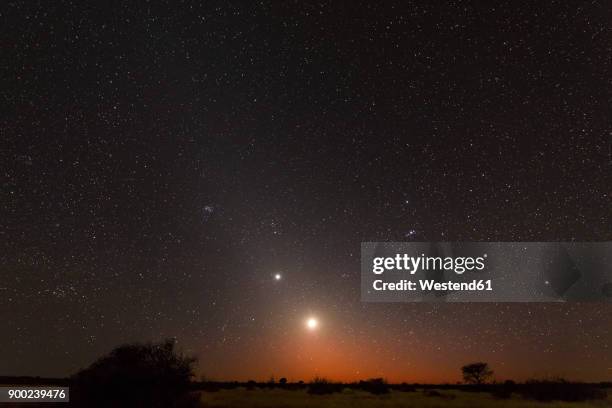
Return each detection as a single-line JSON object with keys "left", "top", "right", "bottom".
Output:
{"left": 199, "top": 387, "right": 612, "bottom": 408}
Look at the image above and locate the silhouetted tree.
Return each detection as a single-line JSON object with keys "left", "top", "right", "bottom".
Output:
{"left": 279, "top": 377, "right": 287, "bottom": 385}
{"left": 72, "top": 339, "right": 197, "bottom": 407}
{"left": 461, "top": 362, "right": 493, "bottom": 385}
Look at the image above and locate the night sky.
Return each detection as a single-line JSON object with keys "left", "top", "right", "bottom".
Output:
{"left": 3, "top": 1, "right": 612, "bottom": 383}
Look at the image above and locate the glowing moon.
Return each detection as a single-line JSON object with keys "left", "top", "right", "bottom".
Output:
{"left": 306, "top": 317, "right": 318, "bottom": 330}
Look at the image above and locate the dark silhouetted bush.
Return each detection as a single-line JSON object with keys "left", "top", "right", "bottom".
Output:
{"left": 308, "top": 377, "right": 342, "bottom": 395}
{"left": 491, "top": 387, "right": 513, "bottom": 399}
{"left": 72, "top": 339, "right": 197, "bottom": 407}
{"left": 279, "top": 377, "right": 287, "bottom": 386}
{"left": 488, "top": 379, "right": 516, "bottom": 399}
{"left": 357, "top": 378, "right": 390, "bottom": 395}
{"left": 520, "top": 379, "right": 607, "bottom": 402}
{"left": 394, "top": 382, "right": 417, "bottom": 392}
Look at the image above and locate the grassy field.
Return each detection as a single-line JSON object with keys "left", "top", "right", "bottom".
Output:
{"left": 199, "top": 387, "right": 612, "bottom": 408}
{"left": 1, "top": 384, "right": 608, "bottom": 407}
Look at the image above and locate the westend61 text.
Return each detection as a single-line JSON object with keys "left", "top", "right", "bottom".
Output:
{"left": 373, "top": 279, "right": 493, "bottom": 292}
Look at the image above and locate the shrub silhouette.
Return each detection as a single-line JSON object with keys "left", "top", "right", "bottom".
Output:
{"left": 72, "top": 339, "right": 197, "bottom": 407}
{"left": 307, "top": 377, "right": 342, "bottom": 394}
{"left": 279, "top": 377, "right": 287, "bottom": 386}
{"left": 520, "top": 379, "right": 607, "bottom": 402}
{"left": 490, "top": 380, "right": 515, "bottom": 399}
{"left": 461, "top": 362, "right": 493, "bottom": 384}
{"left": 357, "top": 378, "right": 390, "bottom": 395}
{"left": 394, "top": 382, "right": 416, "bottom": 392}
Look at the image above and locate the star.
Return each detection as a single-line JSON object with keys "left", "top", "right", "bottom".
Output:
{"left": 202, "top": 205, "right": 215, "bottom": 221}
{"left": 306, "top": 317, "right": 319, "bottom": 330}
{"left": 405, "top": 229, "right": 417, "bottom": 238}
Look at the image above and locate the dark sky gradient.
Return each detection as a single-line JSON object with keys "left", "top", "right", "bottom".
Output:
{"left": 2, "top": 1, "right": 611, "bottom": 382}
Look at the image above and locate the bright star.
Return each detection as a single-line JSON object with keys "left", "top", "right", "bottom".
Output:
{"left": 274, "top": 273, "right": 282, "bottom": 281}
{"left": 306, "top": 317, "right": 318, "bottom": 330}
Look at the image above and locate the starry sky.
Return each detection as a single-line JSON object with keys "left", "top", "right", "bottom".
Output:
{"left": 2, "top": 1, "right": 612, "bottom": 383}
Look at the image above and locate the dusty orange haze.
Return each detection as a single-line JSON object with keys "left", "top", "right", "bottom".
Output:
{"left": 193, "top": 326, "right": 610, "bottom": 383}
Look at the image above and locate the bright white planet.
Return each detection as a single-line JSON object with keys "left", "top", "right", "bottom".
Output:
{"left": 306, "top": 317, "right": 318, "bottom": 330}
{"left": 274, "top": 273, "right": 282, "bottom": 280}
